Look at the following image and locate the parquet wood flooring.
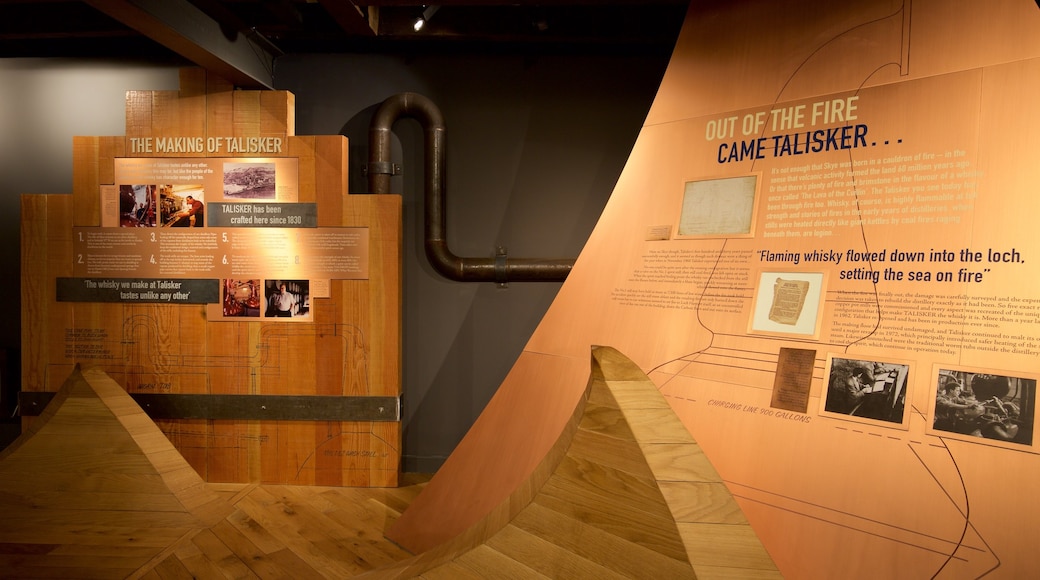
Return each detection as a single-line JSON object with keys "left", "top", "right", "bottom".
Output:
{"left": 0, "top": 366, "right": 426, "bottom": 579}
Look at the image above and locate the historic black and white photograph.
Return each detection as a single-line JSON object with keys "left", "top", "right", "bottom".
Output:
{"left": 823, "top": 357, "right": 909, "bottom": 425}
{"left": 223, "top": 162, "right": 276, "bottom": 199}
{"left": 932, "top": 369, "right": 1035, "bottom": 447}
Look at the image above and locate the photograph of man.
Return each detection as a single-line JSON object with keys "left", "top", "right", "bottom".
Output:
{"left": 264, "top": 280, "right": 309, "bottom": 319}
{"left": 269, "top": 284, "right": 296, "bottom": 317}
{"left": 824, "top": 357, "right": 909, "bottom": 424}
{"left": 184, "top": 195, "right": 205, "bottom": 227}
{"left": 162, "top": 191, "right": 206, "bottom": 227}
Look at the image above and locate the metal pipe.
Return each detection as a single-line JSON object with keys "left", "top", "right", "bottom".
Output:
{"left": 367, "top": 92, "right": 574, "bottom": 283}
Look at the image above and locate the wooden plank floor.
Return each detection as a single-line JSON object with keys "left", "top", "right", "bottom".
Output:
{"left": 2, "top": 349, "right": 778, "bottom": 579}
{"left": 133, "top": 479, "right": 431, "bottom": 579}
{"left": 0, "top": 367, "right": 427, "bottom": 579}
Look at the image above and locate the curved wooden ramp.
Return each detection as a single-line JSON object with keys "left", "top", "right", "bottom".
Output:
{"left": 0, "top": 366, "right": 232, "bottom": 578}
{"left": 358, "top": 345, "right": 779, "bottom": 579}
{"left": 1, "top": 349, "right": 776, "bottom": 578}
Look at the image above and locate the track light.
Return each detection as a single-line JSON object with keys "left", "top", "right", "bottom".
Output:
{"left": 412, "top": 5, "right": 440, "bottom": 32}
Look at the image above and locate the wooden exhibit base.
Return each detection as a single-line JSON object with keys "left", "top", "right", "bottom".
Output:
{"left": 0, "top": 349, "right": 777, "bottom": 577}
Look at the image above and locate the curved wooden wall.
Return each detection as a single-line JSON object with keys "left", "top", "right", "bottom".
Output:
{"left": 358, "top": 345, "right": 776, "bottom": 579}
{"left": 389, "top": 1, "right": 1040, "bottom": 577}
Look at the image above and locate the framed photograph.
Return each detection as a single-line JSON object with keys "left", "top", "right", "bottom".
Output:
{"left": 749, "top": 271, "right": 825, "bottom": 337}
{"left": 224, "top": 162, "right": 277, "bottom": 199}
{"left": 221, "top": 279, "right": 262, "bottom": 318}
{"left": 264, "top": 279, "right": 310, "bottom": 320}
{"left": 927, "top": 366, "right": 1037, "bottom": 450}
{"left": 675, "top": 174, "right": 759, "bottom": 238}
{"left": 820, "top": 355, "right": 911, "bottom": 429}
{"left": 118, "top": 184, "right": 158, "bottom": 228}
{"left": 160, "top": 184, "right": 206, "bottom": 228}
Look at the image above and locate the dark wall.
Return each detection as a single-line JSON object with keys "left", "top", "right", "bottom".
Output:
{"left": 0, "top": 60, "right": 181, "bottom": 346}
{"left": 274, "top": 53, "right": 668, "bottom": 471}
{"left": 0, "top": 59, "right": 181, "bottom": 427}
{"left": 0, "top": 51, "right": 668, "bottom": 470}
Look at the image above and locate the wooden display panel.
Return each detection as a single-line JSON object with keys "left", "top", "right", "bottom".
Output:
{"left": 21, "top": 68, "right": 401, "bottom": 487}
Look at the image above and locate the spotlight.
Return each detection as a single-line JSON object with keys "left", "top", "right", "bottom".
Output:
{"left": 412, "top": 5, "right": 440, "bottom": 32}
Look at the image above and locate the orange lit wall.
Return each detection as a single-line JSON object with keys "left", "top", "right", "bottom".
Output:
{"left": 391, "top": 0, "right": 1040, "bottom": 577}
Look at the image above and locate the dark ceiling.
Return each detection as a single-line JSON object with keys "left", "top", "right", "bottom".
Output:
{"left": 0, "top": 1, "right": 688, "bottom": 88}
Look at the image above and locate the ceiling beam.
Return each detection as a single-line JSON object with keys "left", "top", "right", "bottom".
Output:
{"left": 317, "top": 0, "right": 377, "bottom": 36}
{"left": 84, "top": 0, "right": 279, "bottom": 89}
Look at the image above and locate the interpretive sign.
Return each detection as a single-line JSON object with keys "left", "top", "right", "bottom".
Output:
{"left": 70, "top": 226, "right": 368, "bottom": 279}
{"left": 57, "top": 278, "right": 218, "bottom": 304}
